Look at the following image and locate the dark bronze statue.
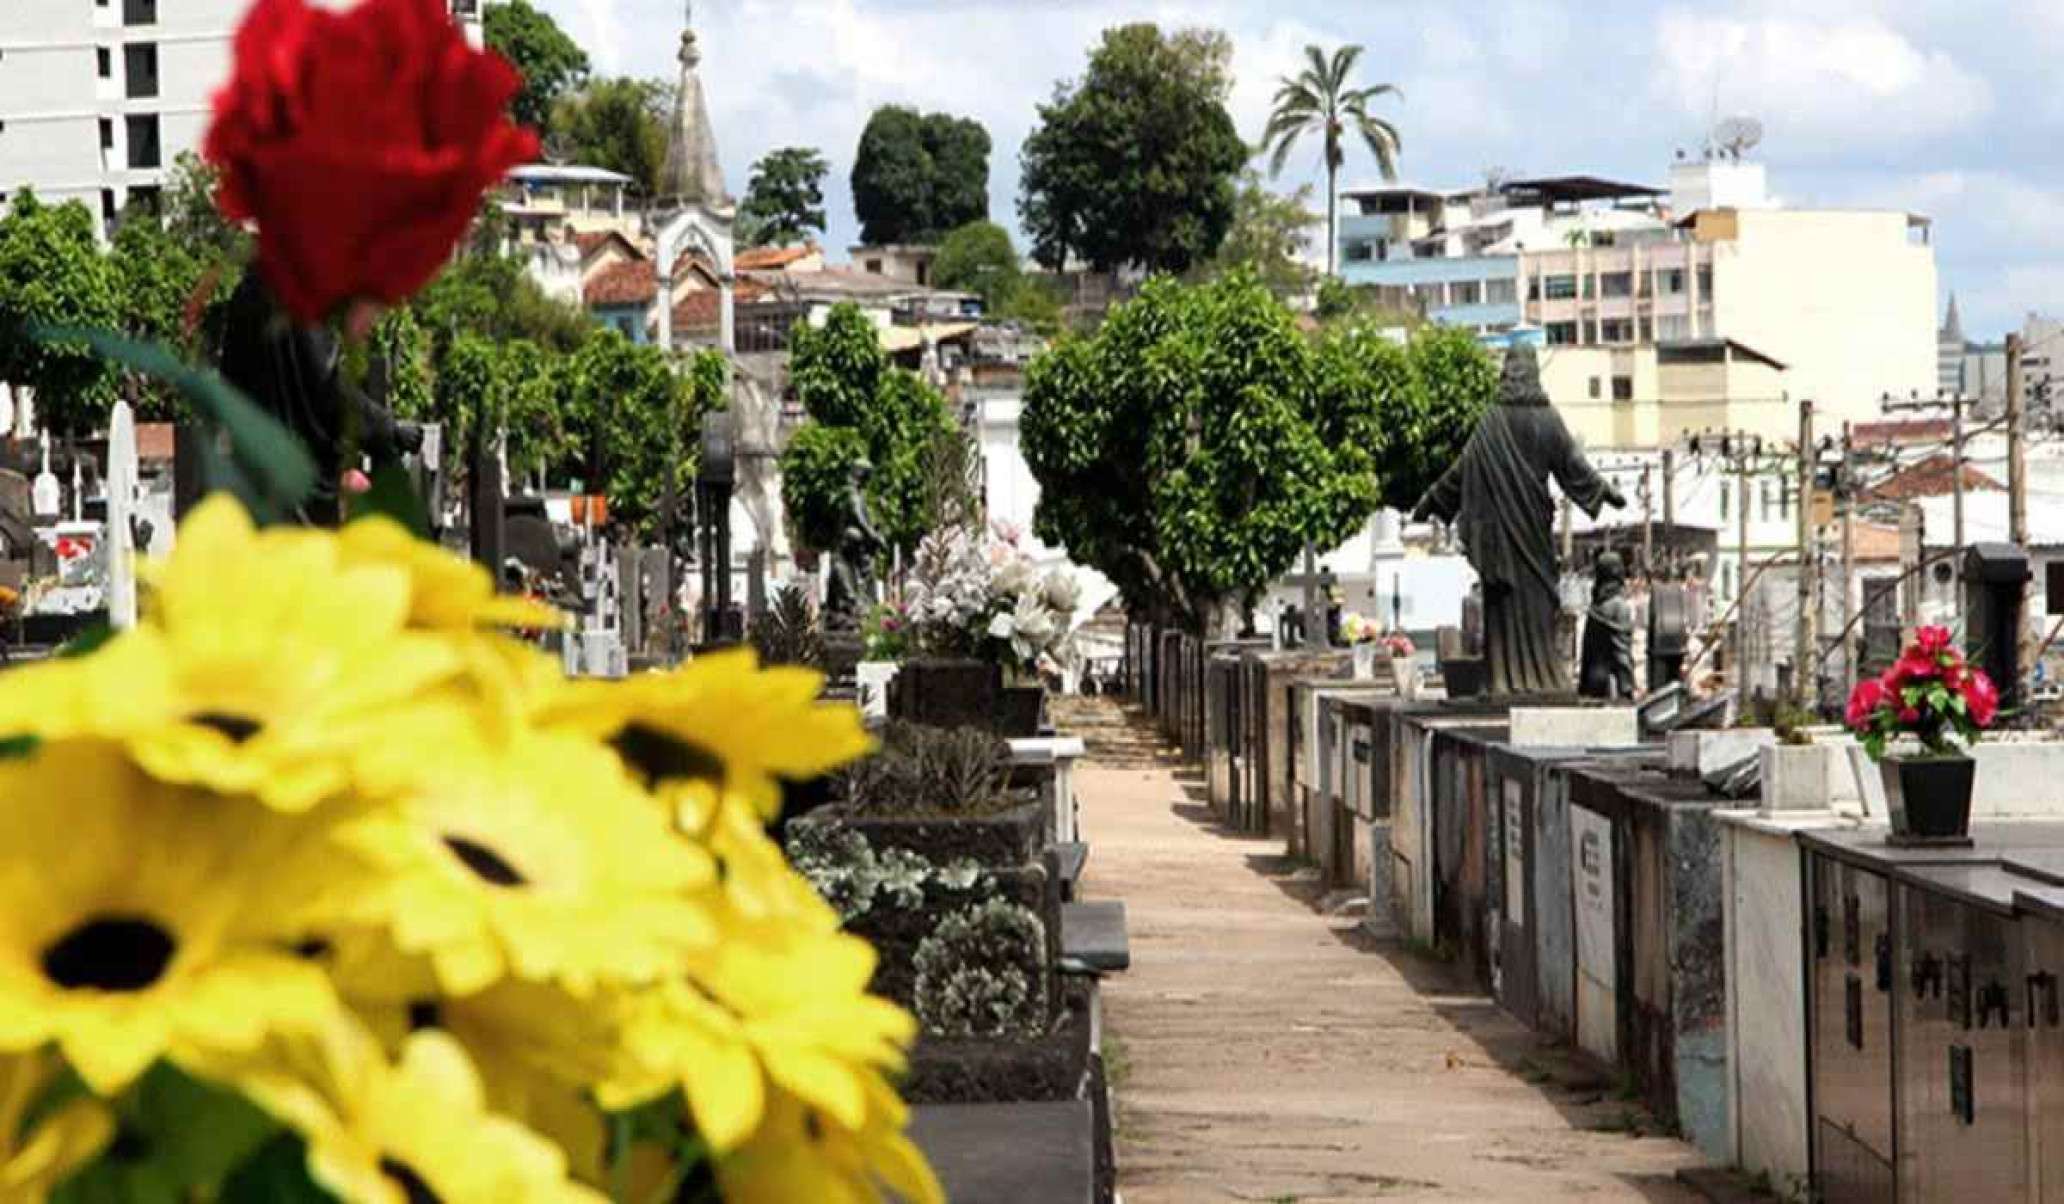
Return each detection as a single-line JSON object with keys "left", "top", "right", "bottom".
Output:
{"left": 1412, "top": 346, "right": 1625, "bottom": 696}
{"left": 215, "top": 266, "right": 420, "bottom": 526}
{"left": 824, "top": 457, "right": 882, "bottom": 629}
{"left": 1579, "top": 550, "right": 1637, "bottom": 700}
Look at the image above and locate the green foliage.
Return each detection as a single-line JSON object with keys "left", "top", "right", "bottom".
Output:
{"left": 106, "top": 204, "right": 238, "bottom": 421}
{"left": 750, "top": 584, "right": 824, "bottom": 669}
{"left": 1200, "top": 173, "right": 1319, "bottom": 298}
{"left": 52, "top": 1062, "right": 279, "bottom": 1204}
{"left": 737, "top": 147, "right": 829, "bottom": 247}
{"left": 851, "top": 106, "right": 991, "bottom": 245}
{"left": 996, "top": 275, "right": 1065, "bottom": 336}
{"left": 782, "top": 304, "right": 953, "bottom": 557}
{"left": 369, "top": 307, "right": 433, "bottom": 423}
{"left": 1386, "top": 325, "right": 1495, "bottom": 511}
{"left": 1259, "top": 43, "right": 1403, "bottom": 273}
{"left": 913, "top": 897, "right": 1049, "bottom": 1038}
{"left": 0, "top": 191, "right": 120, "bottom": 437}
{"left": 484, "top": 0, "right": 590, "bottom": 132}
{"left": 162, "top": 153, "right": 252, "bottom": 267}
{"left": 779, "top": 422, "right": 868, "bottom": 554}
{"left": 932, "top": 220, "right": 1021, "bottom": 311}
{"left": 1019, "top": 24, "right": 1246, "bottom": 274}
{"left": 433, "top": 331, "right": 503, "bottom": 454}
{"left": 840, "top": 721, "right": 1016, "bottom": 818}
{"left": 498, "top": 337, "right": 572, "bottom": 482}
{"left": 564, "top": 330, "right": 717, "bottom": 535}
{"left": 551, "top": 77, "right": 670, "bottom": 198}
{"left": 411, "top": 251, "right": 593, "bottom": 354}
{"left": 1022, "top": 271, "right": 1469, "bottom": 632}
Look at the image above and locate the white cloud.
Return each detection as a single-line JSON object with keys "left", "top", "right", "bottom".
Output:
{"left": 1650, "top": 11, "right": 1992, "bottom": 154}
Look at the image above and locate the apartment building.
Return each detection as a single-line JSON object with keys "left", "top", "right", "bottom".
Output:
{"left": 1337, "top": 157, "right": 1938, "bottom": 437}
{"left": 0, "top": 0, "right": 487, "bottom": 234}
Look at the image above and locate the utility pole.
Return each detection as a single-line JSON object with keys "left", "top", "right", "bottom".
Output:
{"left": 2009, "top": 333, "right": 2029, "bottom": 547}
{"left": 1734, "top": 436, "right": 1751, "bottom": 691}
{"left": 1795, "top": 400, "right": 1815, "bottom": 705}
{"left": 1952, "top": 387, "right": 1967, "bottom": 629}
{"left": 1640, "top": 462, "right": 1654, "bottom": 578}
{"left": 1840, "top": 423, "right": 1856, "bottom": 687}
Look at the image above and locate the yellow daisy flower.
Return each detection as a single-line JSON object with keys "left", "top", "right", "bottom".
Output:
{"left": 0, "top": 498, "right": 463, "bottom": 812}
{"left": 193, "top": 1018, "right": 606, "bottom": 1204}
{"left": 715, "top": 1079, "right": 942, "bottom": 1204}
{"left": 0, "top": 743, "right": 346, "bottom": 1092}
{"left": 0, "top": 1048, "right": 114, "bottom": 1202}
{"left": 336, "top": 727, "right": 718, "bottom": 996}
{"left": 334, "top": 517, "right": 562, "bottom": 633}
{"left": 619, "top": 926, "right": 916, "bottom": 1162}
{"left": 547, "top": 648, "right": 873, "bottom": 823}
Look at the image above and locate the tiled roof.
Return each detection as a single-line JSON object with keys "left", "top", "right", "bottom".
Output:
{"left": 736, "top": 243, "right": 818, "bottom": 271}
{"left": 1850, "top": 521, "right": 1903, "bottom": 562}
{"left": 670, "top": 280, "right": 769, "bottom": 331}
{"left": 1863, "top": 453, "right": 2002, "bottom": 502}
{"left": 1852, "top": 419, "right": 1951, "bottom": 446}
{"left": 585, "top": 259, "right": 656, "bottom": 307}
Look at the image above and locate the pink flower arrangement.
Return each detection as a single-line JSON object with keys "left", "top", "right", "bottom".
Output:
{"left": 1382, "top": 632, "right": 1416, "bottom": 658}
{"left": 1846, "top": 625, "right": 1998, "bottom": 759}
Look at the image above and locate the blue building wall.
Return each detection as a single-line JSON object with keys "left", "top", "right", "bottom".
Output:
{"left": 1335, "top": 236, "right": 1524, "bottom": 331}
{"left": 592, "top": 303, "right": 649, "bottom": 344}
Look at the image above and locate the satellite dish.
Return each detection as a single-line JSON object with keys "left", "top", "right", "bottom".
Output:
{"left": 1711, "top": 116, "right": 1764, "bottom": 162}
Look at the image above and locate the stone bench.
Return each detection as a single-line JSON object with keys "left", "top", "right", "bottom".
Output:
{"left": 908, "top": 1100, "right": 1095, "bottom": 1204}
{"left": 1059, "top": 900, "right": 1130, "bottom": 974}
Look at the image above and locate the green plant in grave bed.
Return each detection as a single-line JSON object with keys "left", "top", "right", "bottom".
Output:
{"left": 841, "top": 722, "right": 1016, "bottom": 818}
{"left": 912, "top": 897, "right": 1049, "bottom": 1039}
{"left": 787, "top": 821, "right": 989, "bottom": 922}
{"left": 749, "top": 584, "right": 824, "bottom": 669}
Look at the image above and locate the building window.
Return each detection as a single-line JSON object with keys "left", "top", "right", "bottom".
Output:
{"left": 1580, "top": 274, "right": 1595, "bottom": 300}
{"left": 1542, "top": 275, "right": 1578, "bottom": 300}
{"left": 1760, "top": 479, "right": 1773, "bottom": 521}
{"left": 100, "top": 190, "right": 117, "bottom": 227}
{"left": 1719, "top": 479, "right": 1730, "bottom": 523}
{"left": 1484, "top": 278, "right": 1516, "bottom": 305}
{"left": 123, "top": 43, "right": 158, "bottom": 99}
{"left": 97, "top": 47, "right": 112, "bottom": 78}
{"left": 864, "top": 258, "right": 881, "bottom": 274}
{"left": 122, "top": 0, "right": 156, "bottom": 25}
{"left": 126, "top": 185, "right": 160, "bottom": 215}
{"left": 1779, "top": 480, "right": 1792, "bottom": 521}
{"left": 124, "top": 114, "right": 160, "bottom": 169}
{"left": 1545, "top": 322, "right": 1578, "bottom": 346}
{"left": 1600, "top": 271, "right": 1633, "bottom": 299}
{"left": 1411, "top": 282, "right": 1444, "bottom": 308}
{"left": 1697, "top": 265, "right": 1714, "bottom": 297}
{"left": 1344, "top": 240, "right": 1375, "bottom": 263}
{"left": 1656, "top": 314, "right": 1691, "bottom": 341}
{"left": 1450, "top": 279, "right": 1482, "bottom": 306}
{"left": 1588, "top": 377, "right": 1601, "bottom": 399}
{"left": 1638, "top": 317, "right": 1654, "bottom": 343}
{"left": 1600, "top": 318, "right": 1634, "bottom": 344}
{"left": 1659, "top": 269, "right": 1686, "bottom": 295}
{"left": 99, "top": 118, "right": 113, "bottom": 149}
{"left": 1612, "top": 375, "right": 1634, "bottom": 401}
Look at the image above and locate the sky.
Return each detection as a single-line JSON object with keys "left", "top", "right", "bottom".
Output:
{"left": 527, "top": 0, "right": 2064, "bottom": 340}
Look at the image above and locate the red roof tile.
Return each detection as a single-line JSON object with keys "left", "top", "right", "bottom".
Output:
{"left": 584, "top": 259, "right": 656, "bottom": 306}
{"left": 669, "top": 280, "right": 769, "bottom": 331}
{"left": 1852, "top": 418, "right": 1952, "bottom": 447}
{"left": 1863, "top": 453, "right": 2003, "bottom": 502}
{"left": 736, "top": 243, "right": 819, "bottom": 271}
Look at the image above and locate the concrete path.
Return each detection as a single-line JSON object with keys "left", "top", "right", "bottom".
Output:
{"left": 1060, "top": 697, "right": 1706, "bottom": 1204}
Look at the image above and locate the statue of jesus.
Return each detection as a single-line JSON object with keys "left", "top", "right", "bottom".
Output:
{"left": 1412, "top": 346, "right": 1625, "bottom": 697}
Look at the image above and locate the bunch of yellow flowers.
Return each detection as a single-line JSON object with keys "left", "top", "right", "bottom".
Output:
{"left": 0, "top": 496, "right": 941, "bottom": 1204}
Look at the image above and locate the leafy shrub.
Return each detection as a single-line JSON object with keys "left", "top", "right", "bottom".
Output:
{"left": 750, "top": 584, "right": 823, "bottom": 668}
{"left": 912, "top": 897, "right": 1049, "bottom": 1038}
{"left": 840, "top": 722, "right": 1016, "bottom": 818}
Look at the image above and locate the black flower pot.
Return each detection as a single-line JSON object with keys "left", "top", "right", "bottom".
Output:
{"left": 995, "top": 685, "right": 1047, "bottom": 738}
{"left": 1880, "top": 755, "right": 1976, "bottom": 843}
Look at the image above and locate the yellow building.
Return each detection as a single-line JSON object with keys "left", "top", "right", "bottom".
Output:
{"left": 1540, "top": 338, "right": 1789, "bottom": 449}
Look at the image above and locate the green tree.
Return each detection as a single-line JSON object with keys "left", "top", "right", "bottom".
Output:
{"left": 1201, "top": 173, "right": 1319, "bottom": 298}
{"left": 369, "top": 307, "right": 434, "bottom": 424}
{"left": 1022, "top": 271, "right": 1411, "bottom": 633}
{"left": 107, "top": 203, "right": 234, "bottom": 420}
{"left": 565, "top": 329, "right": 719, "bottom": 534}
{"left": 552, "top": 77, "right": 670, "bottom": 198}
{"left": 498, "top": 337, "right": 571, "bottom": 483}
{"left": 431, "top": 332, "right": 503, "bottom": 456}
{"left": 780, "top": 303, "right": 952, "bottom": 557}
{"left": 932, "top": 220, "right": 1021, "bottom": 311}
{"left": 1019, "top": 25, "right": 1246, "bottom": 274}
{"left": 0, "top": 191, "right": 120, "bottom": 437}
{"left": 484, "top": 0, "right": 590, "bottom": 133}
{"left": 1259, "top": 44, "right": 1402, "bottom": 276}
{"left": 736, "top": 147, "right": 828, "bottom": 247}
{"left": 412, "top": 251, "right": 591, "bottom": 354}
{"left": 851, "top": 106, "right": 991, "bottom": 245}
{"left": 998, "top": 276, "right": 1066, "bottom": 336}
{"left": 162, "top": 152, "right": 251, "bottom": 267}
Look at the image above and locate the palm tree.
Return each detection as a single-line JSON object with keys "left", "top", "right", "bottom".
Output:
{"left": 1259, "top": 44, "right": 1402, "bottom": 278}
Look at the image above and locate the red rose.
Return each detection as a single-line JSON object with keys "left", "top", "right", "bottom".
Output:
{"left": 204, "top": 0, "right": 538, "bottom": 323}
{"left": 1964, "top": 669, "right": 2000, "bottom": 728}
{"left": 1899, "top": 706, "right": 1921, "bottom": 725}
{"left": 1916, "top": 625, "right": 1954, "bottom": 656}
{"left": 1894, "top": 648, "right": 1939, "bottom": 682}
{"left": 1846, "top": 678, "right": 1891, "bottom": 731}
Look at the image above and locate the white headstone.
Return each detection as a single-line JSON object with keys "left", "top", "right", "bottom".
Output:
{"left": 106, "top": 401, "right": 139, "bottom": 628}
{"left": 31, "top": 436, "right": 59, "bottom": 518}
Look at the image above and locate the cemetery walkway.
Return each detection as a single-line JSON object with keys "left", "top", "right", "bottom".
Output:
{"left": 1060, "top": 696, "right": 1707, "bottom": 1203}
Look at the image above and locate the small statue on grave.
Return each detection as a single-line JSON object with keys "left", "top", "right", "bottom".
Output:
{"left": 824, "top": 457, "right": 883, "bottom": 630}
{"left": 1580, "top": 550, "right": 1637, "bottom": 700}
{"left": 215, "top": 265, "right": 421, "bottom": 526}
{"left": 1412, "top": 346, "right": 1625, "bottom": 696}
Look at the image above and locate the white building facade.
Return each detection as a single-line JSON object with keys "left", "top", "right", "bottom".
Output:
{"left": 0, "top": 0, "right": 487, "bottom": 233}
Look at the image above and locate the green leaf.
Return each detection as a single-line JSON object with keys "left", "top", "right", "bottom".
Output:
{"left": 346, "top": 461, "right": 430, "bottom": 538}
{"left": 57, "top": 623, "right": 114, "bottom": 658}
{"left": 32, "top": 326, "right": 316, "bottom": 524}
{"left": 217, "top": 1134, "right": 339, "bottom": 1204}
{"left": 0, "top": 733, "right": 39, "bottom": 760}
{"left": 53, "top": 1062, "right": 281, "bottom": 1204}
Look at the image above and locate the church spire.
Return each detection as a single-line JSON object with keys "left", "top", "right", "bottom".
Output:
{"left": 1941, "top": 292, "right": 1964, "bottom": 342}
{"left": 659, "top": 1, "right": 728, "bottom": 209}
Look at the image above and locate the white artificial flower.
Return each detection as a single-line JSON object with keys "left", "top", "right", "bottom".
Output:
{"left": 988, "top": 592, "right": 1058, "bottom": 663}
